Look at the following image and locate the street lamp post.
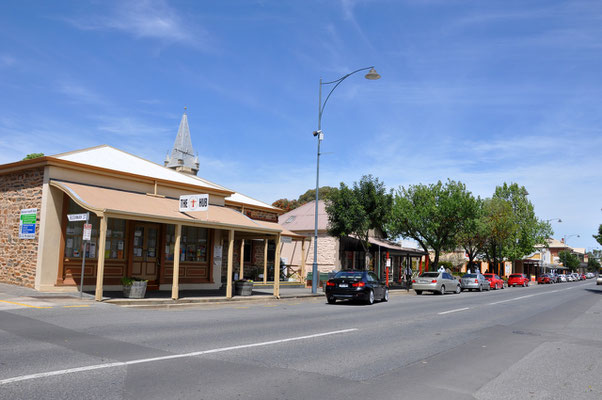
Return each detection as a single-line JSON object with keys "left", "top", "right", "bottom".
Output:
{"left": 311, "top": 66, "right": 381, "bottom": 294}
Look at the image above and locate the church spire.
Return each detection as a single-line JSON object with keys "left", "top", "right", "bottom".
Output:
{"left": 165, "top": 108, "right": 199, "bottom": 175}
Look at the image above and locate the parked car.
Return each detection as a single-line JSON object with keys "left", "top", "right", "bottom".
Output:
{"left": 586, "top": 272, "right": 594, "bottom": 279}
{"left": 508, "top": 273, "right": 530, "bottom": 287}
{"left": 548, "top": 273, "right": 559, "bottom": 283}
{"left": 460, "top": 273, "right": 490, "bottom": 292}
{"left": 580, "top": 273, "right": 587, "bottom": 280}
{"left": 412, "top": 271, "right": 461, "bottom": 295}
{"left": 537, "top": 274, "right": 553, "bottom": 284}
{"left": 557, "top": 274, "right": 567, "bottom": 283}
{"left": 325, "top": 270, "right": 388, "bottom": 305}
{"left": 566, "top": 274, "right": 574, "bottom": 282}
{"left": 597, "top": 274, "right": 602, "bottom": 286}
{"left": 483, "top": 273, "right": 504, "bottom": 290}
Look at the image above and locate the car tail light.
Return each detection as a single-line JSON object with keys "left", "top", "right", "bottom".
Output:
{"left": 326, "top": 281, "right": 335, "bottom": 287}
{"left": 352, "top": 282, "right": 365, "bottom": 287}
{"left": 475, "top": 279, "right": 479, "bottom": 283}
{"left": 412, "top": 279, "right": 416, "bottom": 283}
{"left": 431, "top": 279, "right": 437, "bottom": 283}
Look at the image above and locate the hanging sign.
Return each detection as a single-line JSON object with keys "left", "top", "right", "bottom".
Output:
{"left": 68, "top": 213, "right": 89, "bottom": 222}
{"left": 179, "top": 194, "right": 209, "bottom": 212}
{"left": 19, "top": 208, "right": 37, "bottom": 239}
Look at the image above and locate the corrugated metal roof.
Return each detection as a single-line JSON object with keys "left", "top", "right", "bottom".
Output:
{"left": 52, "top": 145, "right": 225, "bottom": 191}
{"left": 278, "top": 200, "right": 329, "bottom": 232}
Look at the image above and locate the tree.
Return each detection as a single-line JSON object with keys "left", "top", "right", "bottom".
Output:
{"left": 297, "top": 186, "right": 339, "bottom": 204}
{"left": 593, "top": 224, "right": 602, "bottom": 246}
{"left": 326, "top": 175, "right": 392, "bottom": 253}
{"left": 271, "top": 198, "right": 300, "bottom": 212}
{"left": 587, "top": 256, "right": 601, "bottom": 273}
{"left": 22, "top": 153, "right": 44, "bottom": 160}
{"left": 492, "top": 183, "right": 552, "bottom": 273}
{"left": 272, "top": 186, "right": 338, "bottom": 212}
{"left": 481, "top": 197, "right": 516, "bottom": 276}
{"left": 558, "top": 250, "right": 580, "bottom": 272}
{"left": 455, "top": 195, "right": 487, "bottom": 270}
{"left": 387, "top": 179, "right": 474, "bottom": 271}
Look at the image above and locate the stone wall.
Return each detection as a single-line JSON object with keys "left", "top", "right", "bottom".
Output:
{"left": 0, "top": 167, "right": 44, "bottom": 287}
{"left": 305, "top": 233, "right": 339, "bottom": 273}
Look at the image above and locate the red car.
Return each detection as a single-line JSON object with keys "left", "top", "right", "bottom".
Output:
{"left": 508, "top": 273, "right": 530, "bottom": 287}
{"left": 483, "top": 273, "right": 504, "bottom": 289}
{"left": 537, "top": 274, "right": 553, "bottom": 284}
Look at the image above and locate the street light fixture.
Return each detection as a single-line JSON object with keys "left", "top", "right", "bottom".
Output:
{"left": 563, "top": 234, "right": 580, "bottom": 246}
{"left": 311, "top": 66, "right": 381, "bottom": 294}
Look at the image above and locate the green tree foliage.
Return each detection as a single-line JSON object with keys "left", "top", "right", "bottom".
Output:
{"left": 455, "top": 195, "right": 487, "bottom": 269}
{"left": 493, "top": 183, "right": 552, "bottom": 262}
{"left": 587, "top": 256, "right": 601, "bottom": 272}
{"left": 388, "top": 179, "right": 473, "bottom": 271}
{"left": 22, "top": 153, "right": 44, "bottom": 160}
{"left": 272, "top": 186, "right": 338, "bottom": 211}
{"left": 593, "top": 224, "right": 602, "bottom": 246}
{"left": 326, "top": 175, "right": 392, "bottom": 252}
{"left": 481, "top": 197, "right": 516, "bottom": 275}
{"left": 558, "top": 250, "right": 581, "bottom": 272}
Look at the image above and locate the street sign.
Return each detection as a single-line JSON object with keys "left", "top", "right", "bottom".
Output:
{"left": 83, "top": 224, "right": 92, "bottom": 241}
{"left": 19, "top": 208, "right": 37, "bottom": 239}
{"left": 68, "top": 213, "right": 89, "bottom": 222}
{"left": 179, "top": 194, "right": 209, "bottom": 212}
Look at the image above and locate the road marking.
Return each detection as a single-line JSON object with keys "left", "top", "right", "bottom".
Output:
{"left": 487, "top": 283, "right": 590, "bottom": 305}
{"left": 0, "top": 300, "right": 51, "bottom": 309}
{"left": 0, "top": 328, "right": 358, "bottom": 386}
{"left": 438, "top": 307, "right": 470, "bottom": 315}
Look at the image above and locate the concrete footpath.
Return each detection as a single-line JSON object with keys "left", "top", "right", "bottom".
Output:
{"left": 0, "top": 282, "right": 415, "bottom": 310}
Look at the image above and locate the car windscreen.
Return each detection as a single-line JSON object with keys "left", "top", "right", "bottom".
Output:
{"left": 334, "top": 272, "right": 363, "bottom": 280}
{"left": 420, "top": 272, "right": 439, "bottom": 278}
{"left": 509, "top": 274, "right": 521, "bottom": 278}
{"left": 462, "top": 274, "right": 476, "bottom": 278}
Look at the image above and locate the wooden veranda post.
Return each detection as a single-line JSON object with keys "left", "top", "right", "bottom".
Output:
{"left": 263, "top": 238, "right": 268, "bottom": 284}
{"left": 273, "top": 233, "right": 281, "bottom": 298}
{"left": 239, "top": 239, "right": 245, "bottom": 280}
{"left": 171, "top": 224, "right": 182, "bottom": 300}
{"left": 94, "top": 216, "right": 108, "bottom": 301}
{"left": 226, "top": 229, "right": 234, "bottom": 298}
{"left": 300, "top": 238, "right": 306, "bottom": 284}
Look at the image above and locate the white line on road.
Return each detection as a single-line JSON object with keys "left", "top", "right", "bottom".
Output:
{"left": 438, "top": 307, "right": 470, "bottom": 315}
{"left": 0, "top": 328, "right": 358, "bottom": 386}
{"left": 488, "top": 282, "right": 591, "bottom": 305}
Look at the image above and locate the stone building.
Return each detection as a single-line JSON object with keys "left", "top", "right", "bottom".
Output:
{"left": 0, "top": 112, "right": 301, "bottom": 299}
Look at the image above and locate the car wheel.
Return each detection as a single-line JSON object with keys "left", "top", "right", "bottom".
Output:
{"left": 455, "top": 285, "right": 461, "bottom": 294}
{"left": 327, "top": 296, "right": 336, "bottom": 304}
{"left": 478, "top": 285, "right": 483, "bottom": 292}
{"left": 522, "top": 282, "right": 527, "bottom": 287}
{"left": 382, "top": 288, "right": 389, "bottom": 302}
{"left": 415, "top": 290, "right": 422, "bottom": 295}
{"left": 439, "top": 285, "right": 446, "bottom": 295}
{"left": 366, "top": 290, "right": 375, "bottom": 305}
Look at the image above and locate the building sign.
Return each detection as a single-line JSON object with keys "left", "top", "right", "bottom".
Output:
{"left": 82, "top": 224, "right": 92, "bottom": 241}
{"left": 19, "top": 208, "right": 37, "bottom": 239}
{"left": 281, "top": 236, "right": 292, "bottom": 243}
{"left": 179, "top": 194, "right": 209, "bottom": 212}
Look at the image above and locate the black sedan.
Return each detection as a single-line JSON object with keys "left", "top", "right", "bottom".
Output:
{"left": 325, "top": 270, "right": 389, "bottom": 305}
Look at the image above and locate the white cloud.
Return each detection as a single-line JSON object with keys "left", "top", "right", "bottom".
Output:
{"left": 64, "top": 0, "right": 211, "bottom": 50}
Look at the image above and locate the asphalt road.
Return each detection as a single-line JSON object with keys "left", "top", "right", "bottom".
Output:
{"left": 1, "top": 280, "right": 601, "bottom": 400}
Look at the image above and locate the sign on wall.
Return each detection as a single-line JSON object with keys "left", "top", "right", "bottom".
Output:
{"left": 179, "top": 194, "right": 209, "bottom": 212}
{"left": 19, "top": 208, "right": 37, "bottom": 239}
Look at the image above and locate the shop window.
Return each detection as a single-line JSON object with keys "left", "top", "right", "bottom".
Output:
{"left": 63, "top": 200, "right": 125, "bottom": 260}
{"left": 165, "top": 225, "right": 208, "bottom": 262}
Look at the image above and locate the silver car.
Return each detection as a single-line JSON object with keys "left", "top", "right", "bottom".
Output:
{"left": 460, "top": 273, "right": 490, "bottom": 292}
{"left": 413, "top": 271, "right": 461, "bottom": 295}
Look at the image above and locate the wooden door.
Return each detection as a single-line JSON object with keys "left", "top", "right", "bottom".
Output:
{"left": 131, "top": 223, "right": 160, "bottom": 284}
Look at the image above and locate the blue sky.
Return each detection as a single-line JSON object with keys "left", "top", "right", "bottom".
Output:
{"left": 1, "top": 0, "right": 601, "bottom": 250}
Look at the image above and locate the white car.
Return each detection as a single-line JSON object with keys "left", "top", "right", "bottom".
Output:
{"left": 597, "top": 275, "right": 602, "bottom": 286}
{"left": 558, "top": 274, "right": 567, "bottom": 282}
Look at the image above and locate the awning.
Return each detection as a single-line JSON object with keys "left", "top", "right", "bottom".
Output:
{"left": 51, "top": 180, "right": 281, "bottom": 235}
{"left": 255, "top": 221, "right": 306, "bottom": 240}
{"left": 367, "top": 237, "right": 426, "bottom": 255}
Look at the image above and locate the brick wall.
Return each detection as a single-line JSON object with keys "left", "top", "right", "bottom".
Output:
{"left": 0, "top": 168, "right": 44, "bottom": 287}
